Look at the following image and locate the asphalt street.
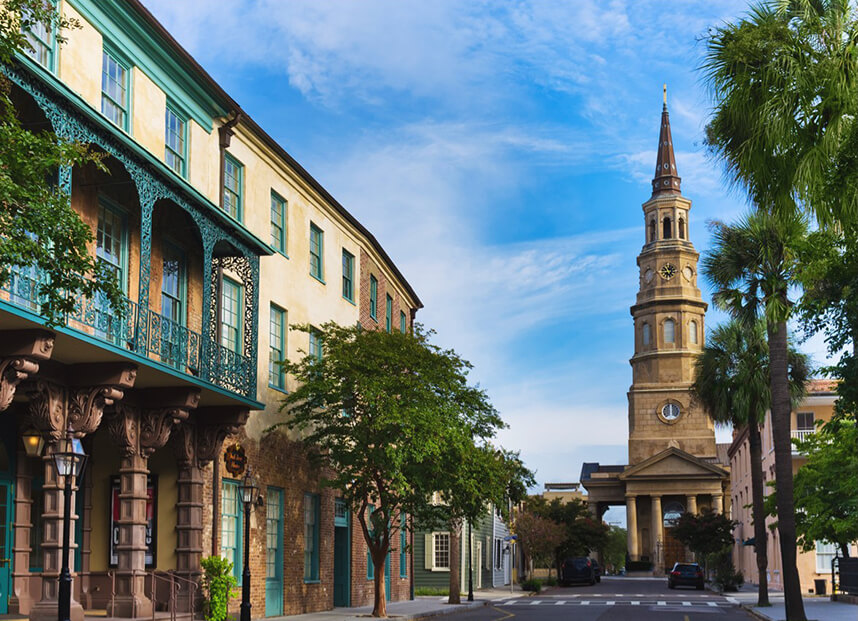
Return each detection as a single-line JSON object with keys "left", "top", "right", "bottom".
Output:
{"left": 442, "top": 577, "right": 752, "bottom": 620}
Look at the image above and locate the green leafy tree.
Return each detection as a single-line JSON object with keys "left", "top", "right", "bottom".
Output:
{"left": 701, "top": 211, "right": 809, "bottom": 618}
{"left": 601, "top": 526, "right": 627, "bottom": 574}
{"left": 790, "top": 417, "right": 858, "bottom": 558}
{"left": 692, "top": 318, "right": 809, "bottom": 606}
{"left": 526, "top": 496, "right": 609, "bottom": 573}
{"left": 671, "top": 508, "right": 738, "bottom": 578}
{"left": 1, "top": 1, "right": 121, "bottom": 324}
{"left": 274, "top": 323, "right": 508, "bottom": 618}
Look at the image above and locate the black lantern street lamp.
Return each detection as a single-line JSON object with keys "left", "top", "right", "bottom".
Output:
{"left": 51, "top": 427, "right": 87, "bottom": 621}
{"left": 238, "top": 467, "right": 260, "bottom": 621}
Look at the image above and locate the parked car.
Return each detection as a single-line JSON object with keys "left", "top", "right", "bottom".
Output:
{"left": 560, "top": 557, "right": 597, "bottom": 586}
{"left": 591, "top": 559, "right": 602, "bottom": 582}
{"left": 667, "top": 562, "right": 704, "bottom": 590}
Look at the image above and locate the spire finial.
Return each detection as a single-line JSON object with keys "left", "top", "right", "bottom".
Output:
{"left": 651, "top": 90, "right": 681, "bottom": 197}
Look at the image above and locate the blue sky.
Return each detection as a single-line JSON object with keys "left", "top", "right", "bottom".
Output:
{"left": 142, "top": 0, "right": 828, "bottom": 500}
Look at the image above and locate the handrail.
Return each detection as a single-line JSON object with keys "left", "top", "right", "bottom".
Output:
{"left": 106, "top": 569, "right": 198, "bottom": 621}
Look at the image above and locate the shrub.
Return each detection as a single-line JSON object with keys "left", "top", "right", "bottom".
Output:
{"left": 544, "top": 576, "right": 558, "bottom": 587}
{"left": 415, "top": 587, "right": 449, "bottom": 596}
{"left": 713, "top": 547, "right": 744, "bottom": 592}
{"left": 521, "top": 578, "right": 542, "bottom": 593}
{"left": 200, "top": 556, "right": 238, "bottom": 621}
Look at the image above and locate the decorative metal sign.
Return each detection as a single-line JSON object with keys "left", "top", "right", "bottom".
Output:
{"left": 224, "top": 443, "right": 247, "bottom": 476}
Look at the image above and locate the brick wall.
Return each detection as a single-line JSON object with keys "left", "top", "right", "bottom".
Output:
{"left": 203, "top": 427, "right": 412, "bottom": 617}
{"left": 359, "top": 249, "right": 413, "bottom": 332}
{"left": 349, "top": 512, "right": 412, "bottom": 606}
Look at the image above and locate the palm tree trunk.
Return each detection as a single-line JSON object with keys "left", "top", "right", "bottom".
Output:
{"left": 748, "top": 421, "right": 770, "bottom": 606}
{"left": 448, "top": 521, "right": 461, "bottom": 605}
{"left": 768, "top": 320, "right": 806, "bottom": 621}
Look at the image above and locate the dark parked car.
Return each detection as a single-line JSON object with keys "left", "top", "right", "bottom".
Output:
{"left": 667, "top": 562, "right": 704, "bottom": 590}
{"left": 591, "top": 559, "right": 602, "bottom": 582}
{"left": 560, "top": 557, "right": 597, "bottom": 586}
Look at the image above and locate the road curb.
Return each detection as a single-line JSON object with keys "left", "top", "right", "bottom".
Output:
{"left": 412, "top": 601, "right": 489, "bottom": 620}
{"left": 739, "top": 604, "right": 773, "bottom": 621}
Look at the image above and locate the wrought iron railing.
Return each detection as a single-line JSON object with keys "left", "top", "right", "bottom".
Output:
{"left": 1, "top": 266, "right": 252, "bottom": 398}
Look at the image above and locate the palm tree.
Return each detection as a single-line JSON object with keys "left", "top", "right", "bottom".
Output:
{"left": 692, "top": 319, "right": 809, "bottom": 607}
{"left": 702, "top": 210, "right": 809, "bottom": 619}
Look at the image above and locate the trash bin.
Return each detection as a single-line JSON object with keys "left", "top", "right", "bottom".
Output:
{"left": 814, "top": 578, "right": 826, "bottom": 595}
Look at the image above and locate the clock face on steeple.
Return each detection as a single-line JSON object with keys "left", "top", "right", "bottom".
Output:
{"left": 659, "top": 263, "right": 677, "bottom": 280}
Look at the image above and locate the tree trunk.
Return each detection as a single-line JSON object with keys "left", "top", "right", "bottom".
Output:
{"left": 371, "top": 548, "right": 387, "bottom": 618}
{"left": 841, "top": 543, "right": 850, "bottom": 558}
{"left": 448, "top": 520, "right": 461, "bottom": 605}
{"left": 748, "top": 421, "right": 770, "bottom": 607}
{"left": 768, "top": 320, "right": 807, "bottom": 621}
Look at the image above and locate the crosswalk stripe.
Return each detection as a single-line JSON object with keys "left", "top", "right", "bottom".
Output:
{"left": 529, "top": 600, "right": 541, "bottom": 605}
{"left": 707, "top": 602, "right": 718, "bottom": 607}
{"left": 554, "top": 601, "right": 565, "bottom": 605}
{"left": 657, "top": 601, "right": 667, "bottom": 606}
{"left": 607, "top": 601, "right": 615, "bottom": 605}
{"left": 682, "top": 602, "right": 692, "bottom": 606}
{"left": 581, "top": 601, "right": 589, "bottom": 606}
{"left": 631, "top": 601, "right": 640, "bottom": 606}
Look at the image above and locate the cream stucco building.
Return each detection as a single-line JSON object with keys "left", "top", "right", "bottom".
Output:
{"left": 581, "top": 98, "right": 731, "bottom": 574}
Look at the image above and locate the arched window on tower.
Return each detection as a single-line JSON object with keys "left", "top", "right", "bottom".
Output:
{"left": 664, "top": 318, "right": 675, "bottom": 343}
{"left": 678, "top": 217, "right": 686, "bottom": 239}
{"left": 642, "top": 323, "right": 651, "bottom": 345}
{"left": 648, "top": 219, "right": 656, "bottom": 242}
{"left": 663, "top": 216, "right": 672, "bottom": 239}
{"left": 689, "top": 320, "right": 698, "bottom": 345}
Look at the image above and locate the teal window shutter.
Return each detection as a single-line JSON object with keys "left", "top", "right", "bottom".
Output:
{"left": 385, "top": 295, "right": 392, "bottom": 332}
{"left": 369, "top": 276, "right": 378, "bottom": 320}
{"left": 270, "top": 192, "right": 287, "bottom": 254}
{"left": 269, "top": 305, "right": 286, "bottom": 389}
{"left": 400, "top": 514, "right": 407, "bottom": 578}
{"left": 310, "top": 223, "right": 324, "bottom": 281}
{"left": 342, "top": 249, "right": 355, "bottom": 301}
{"left": 304, "top": 493, "right": 320, "bottom": 581}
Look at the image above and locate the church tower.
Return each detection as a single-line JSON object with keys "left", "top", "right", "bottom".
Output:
{"left": 627, "top": 93, "right": 714, "bottom": 465}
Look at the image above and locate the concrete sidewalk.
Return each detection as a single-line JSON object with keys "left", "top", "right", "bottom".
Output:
{"left": 267, "top": 588, "right": 526, "bottom": 621}
{"left": 727, "top": 587, "right": 857, "bottom": 621}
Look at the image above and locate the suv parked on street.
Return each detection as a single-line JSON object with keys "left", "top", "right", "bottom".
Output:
{"left": 560, "top": 557, "right": 597, "bottom": 586}
{"left": 667, "top": 562, "right": 704, "bottom": 590}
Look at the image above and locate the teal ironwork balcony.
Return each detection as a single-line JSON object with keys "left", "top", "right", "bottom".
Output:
{"left": 1, "top": 266, "right": 254, "bottom": 398}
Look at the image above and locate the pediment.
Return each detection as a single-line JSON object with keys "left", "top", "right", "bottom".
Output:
{"left": 620, "top": 447, "right": 727, "bottom": 480}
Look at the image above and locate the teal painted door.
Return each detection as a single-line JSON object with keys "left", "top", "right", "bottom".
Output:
{"left": 333, "top": 528, "right": 349, "bottom": 606}
{"left": 264, "top": 488, "right": 283, "bottom": 617}
{"left": 385, "top": 552, "right": 391, "bottom": 601}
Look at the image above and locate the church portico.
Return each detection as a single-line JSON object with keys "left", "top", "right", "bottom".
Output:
{"left": 581, "top": 91, "right": 731, "bottom": 575}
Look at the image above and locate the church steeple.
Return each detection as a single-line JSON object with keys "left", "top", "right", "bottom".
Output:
{"left": 651, "top": 85, "right": 681, "bottom": 198}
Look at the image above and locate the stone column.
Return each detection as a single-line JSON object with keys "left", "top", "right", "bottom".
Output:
{"left": 11, "top": 449, "right": 36, "bottom": 614}
{"left": 651, "top": 496, "right": 663, "bottom": 573}
{"left": 686, "top": 494, "right": 697, "bottom": 515}
{"left": 712, "top": 493, "right": 723, "bottom": 514}
{"left": 107, "top": 390, "right": 198, "bottom": 617}
{"left": 626, "top": 496, "right": 639, "bottom": 562}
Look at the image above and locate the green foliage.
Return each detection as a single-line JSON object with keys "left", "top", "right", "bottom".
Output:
{"left": 520, "top": 578, "right": 542, "bottom": 593}
{"left": 713, "top": 547, "right": 745, "bottom": 592}
{"left": 543, "top": 576, "right": 558, "bottom": 587}
{"left": 200, "top": 556, "right": 237, "bottom": 621}
{"left": 274, "top": 323, "right": 528, "bottom": 615}
{"left": 525, "top": 496, "right": 609, "bottom": 564}
{"left": 670, "top": 509, "right": 738, "bottom": 560}
{"left": 414, "top": 587, "right": 448, "bottom": 597}
{"left": 601, "top": 526, "right": 627, "bottom": 573}
{"left": 0, "top": 0, "right": 122, "bottom": 324}
{"left": 790, "top": 416, "right": 858, "bottom": 556}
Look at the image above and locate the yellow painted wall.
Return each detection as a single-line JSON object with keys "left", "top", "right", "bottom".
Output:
{"left": 188, "top": 119, "right": 220, "bottom": 204}
{"left": 58, "top": 1, "right": 102, "bottom": 108}
{"left": 131, "top": 69, "right": 166, "bottom": 157}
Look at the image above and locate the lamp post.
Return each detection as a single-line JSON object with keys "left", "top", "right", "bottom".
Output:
{"left": 238, "top": 467, "right": 259, "bottom": 621}
{"left": 467, "top": 521, "right": 473, "bottom": 602}
{"left": 21, "top": 428, "right": 45, "bottom": 458}
{"left": 51, "top": 427, "right": 87, "bottom": 621}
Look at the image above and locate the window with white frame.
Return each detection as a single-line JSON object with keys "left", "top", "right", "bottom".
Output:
{"left": 816, "top": 541, "right": 837, "bottom": 573}
{"left": 101, "top": 48, "right": 129, "bottom": 130}
{"left": 434, "top": 532, "right": 450, "bottom": 569}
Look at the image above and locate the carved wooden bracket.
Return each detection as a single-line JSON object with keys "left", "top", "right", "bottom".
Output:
{"left": 183, "top": 407, "right": 249, "bottom": 468}
{"left": 108, "top": 388, "right": 200, "bottom": 458}
{"left": 27, "top": 379, "right": 66, "bottom": 442}
{"left": 0, "top": 329, "right": 55, "bottom": 411}
{"left": 67, "top": 363, "right": 137, "bottom": 437}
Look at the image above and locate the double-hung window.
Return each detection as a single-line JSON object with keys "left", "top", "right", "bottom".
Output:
{"left": 165, "top": 105, "right": 187, "bottom": 177}
{"left": 269, "top": 305, "right": 286, "bottom": 390}
{"left": 161, "top": 243, "right": 186, "bottom": 367}
{"left": 270, "top": 192, "right": 287, "bottom": 254}
{"left": 223, "top": 154, "right": 243, "bottom": 220}
{"left": 432, "top": 532, "right": 450, "bottom": 570}
{"left": 369, "top": 275, "right": 378, "bottom": 321}
{"left": 385, "top": 295, "right": 393, "bottom": 332}
{"left": 220, "top": 278, "right": 242, "bottom": 353}
{"left": 309, "top": 224, "right": 324, "bottom": 281}
{"left": 96, "top": 200, "right": 127, "bottom": 341}
{"left": 342, "top": 250, "right": 354, "bottom": 302}
{"left": 101, "top": 47, "right": 129, "bottom": 130}
{"left": 21, "top": 8, "right": 54, "bottom": 71}
{"left": 816, "top": 541, "right": 836, "bottom": 572}
{"left": 303, "top": 493, "right": 320, "bottom": 582}
{"left": 221, "top": 480, "right": 242, "bottom": 582}
{"left": 309, "top": 330, "right": 323, "bottom": 362}
{"left": 400, "top": 310, "right": 407, "bottom": 334}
